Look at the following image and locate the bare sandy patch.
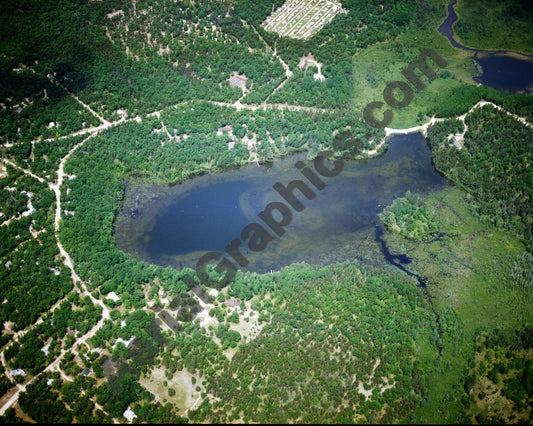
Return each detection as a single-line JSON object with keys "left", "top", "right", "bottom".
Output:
{"left": 193, "top": 294, "right": 266, "bottom": 362}
{"left": 353, "top": 359, "right": 396, "bottom": 400}
{"left": 227, "top": 300, "right": 265, "bottom": 342}
{"left": 298, "top": 53, "right": 325, "bottom": 81}
{"left": 241, "top": 131, "right": 259, "bottom": 163}
{"left": 107, "top": 10, "right": 124, "bottom": 19}
{"left": 0, "top": 163, "right": 7, "bottom": 178}
{"left": 222, "top": 300, "right": 266, "bottom": 361}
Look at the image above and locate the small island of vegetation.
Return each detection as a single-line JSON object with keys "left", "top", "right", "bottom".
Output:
{"left": 379, "top": 191, "right": 437, "bottom": 240}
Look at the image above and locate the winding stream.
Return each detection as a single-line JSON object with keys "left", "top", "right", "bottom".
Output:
{"left": 373, "top": 223, "right": 444, "bottom": 355}
{"left": 438, "top": 0, "right": 533, "bottom": 93}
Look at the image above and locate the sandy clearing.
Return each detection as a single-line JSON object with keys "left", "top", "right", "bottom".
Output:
{"left": 140, "top": 367, "right": 201, "bottom": 415}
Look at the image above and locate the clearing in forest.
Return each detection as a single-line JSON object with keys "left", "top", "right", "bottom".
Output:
{"left": 140, "top": 367, "right": 202, "bottom": 415}
{"left": 298, "top": 53, "right": 326, "bottom": 81}
{"left": 262, "top": 0, "right": 347, "bottom": 40}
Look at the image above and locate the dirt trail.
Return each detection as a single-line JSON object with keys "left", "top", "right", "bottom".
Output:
{"left": 384, "top": 100, "right": 531, "bottom": 137}
{"left": 49, "top": 135, "right": 111, "bottom": 322}
{"left": 260, "top": 34, "right": 293, "bottom": 103}
{"left": 1, "top": 159, "right": 46, "bottom": 183}
{"left": 44, "top": 74, "right": 109, "bottom": 125}
{"left": 208, "top": 100, "right": 328, "bottom": 114}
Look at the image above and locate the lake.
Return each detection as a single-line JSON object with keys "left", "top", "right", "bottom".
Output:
{"left": 473, "top": 53, "right": 533, "bottom": 94}
{"left": 114, "top": 133, "right": 448, "bottom": 274}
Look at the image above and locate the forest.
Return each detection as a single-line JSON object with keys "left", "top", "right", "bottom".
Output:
{"left": 0, "top": 0, "right": 531, "bottom": 423}
{"left": 426, "top": 105, "right": 533, "bottom": 250}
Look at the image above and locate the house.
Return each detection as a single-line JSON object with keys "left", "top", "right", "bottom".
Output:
{"left": 41, "top": 341, "right": 51, "bottom": 356}
{"left": 82, "top": 368, "right": 91, "bottom": 377}
{"left": 9, "top": 369, "right": 25, "bottom": 377}
{"left": 123, "top": 407, "right": 137, "bottom": 422}
{"left": 225, "top": 298, "right": 241, "bottom": 312}
{"left": 113, "top": 337, "right": 134, "bottom": 349}
{"left": 106, "top": 291, "right": 120, "bottom": 302}
{"left": 217, "top": 124, "right": 232, "bottom": 135}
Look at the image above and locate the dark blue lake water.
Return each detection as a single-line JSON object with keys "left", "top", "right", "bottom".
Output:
{"left": 473, "top": 54, "right": 533, "bottom": 94}
{"left": 146, "top": 180, "right": 253, "bottom": 256}
{"left": 115, "top": 133, "right": 448, "bottom": 273}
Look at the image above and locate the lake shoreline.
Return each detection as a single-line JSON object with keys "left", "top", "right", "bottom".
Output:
{"left": 115, "top": 132, "right": 449, "bottom": 275}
